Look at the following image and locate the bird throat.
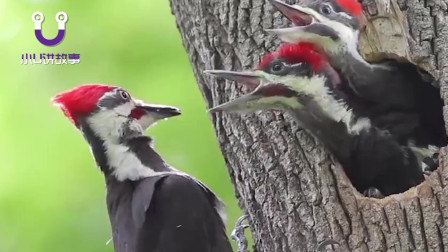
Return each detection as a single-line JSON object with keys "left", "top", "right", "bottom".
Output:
{"left": 79, "top": 118, "right": 173, "bottom": 181}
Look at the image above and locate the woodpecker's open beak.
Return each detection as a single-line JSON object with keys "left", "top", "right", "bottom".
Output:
{"left": 204, "top": 70, "right": 297, "bottom": 113}
{"left": 136, "top": 103, "right": 181, "bottom": 119}
{"left": 132, "top": 100, "right": 181, "bottom": 130}
{"left": 268, "top": 0, "right": 314, "bottom": 26}
{"left": 204, "top": 70, "right": 261, "bottom": 90}
{"left": 267, "top": 0, "right": 339, "bottom": 43}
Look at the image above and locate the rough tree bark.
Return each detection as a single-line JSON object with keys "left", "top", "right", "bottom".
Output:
{"left": 169, "top": 0, "right": 448, "bottom": 251}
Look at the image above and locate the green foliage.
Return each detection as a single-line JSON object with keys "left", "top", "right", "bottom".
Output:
{"left": 0, "top": 1, "right": 242, "bottom": 251}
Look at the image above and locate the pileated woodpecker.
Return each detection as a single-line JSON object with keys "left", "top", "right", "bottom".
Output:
{"left": 52, "top": 84, "right": 233, "bottom": 252}
{"left": 205, "top": 43, "right": 431, "bottom": 197}
{"left": 266, "top": 0, "right": 446, "bottom": 163}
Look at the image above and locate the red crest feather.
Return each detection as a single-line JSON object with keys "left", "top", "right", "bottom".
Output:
{"left": 301, "top": 0, "right": 362, "bottom": 17}
{"left": 334, "top": 0, "right": 362, "bottom": 17}
{"left": 52, "top": 84, "right": 116, "bottom": 125}
{"left": 258, "top": 42, "right": 326, "bottom": 71}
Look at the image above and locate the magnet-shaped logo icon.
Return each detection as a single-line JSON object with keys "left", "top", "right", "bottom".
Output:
{"left": 32, "top": 11, "right": 68, "bottom": 46}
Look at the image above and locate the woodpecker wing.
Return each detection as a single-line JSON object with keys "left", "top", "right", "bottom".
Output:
{"left": 106, "top": 175, "right": 167, "bottom": 252}
{"left": 131, "top": 174, "right": 168, "bottom": 229}
{"left": 134, "top": 174, "right": 232, "bottom": 252}
{"left": 106, "top": 174, "right": 232, "bottom": 252}
{"left": 184, "top": 175, "right": 227, "bottom": 223}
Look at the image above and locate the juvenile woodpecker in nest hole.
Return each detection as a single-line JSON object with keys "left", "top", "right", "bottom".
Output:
{"left": 267, "top": 0, "right": 446, "bottom": 174}
{"left": 206, "top": 43, "right": 432, "bottom": 197}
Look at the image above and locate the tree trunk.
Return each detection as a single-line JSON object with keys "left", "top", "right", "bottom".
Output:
{"left": 169, "top": 0, "right": 448, "bottom": 251}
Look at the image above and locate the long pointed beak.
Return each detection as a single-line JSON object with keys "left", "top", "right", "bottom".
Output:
{"left": 130, "top": 100, "right": 181, "bottom": 130}
{"left": 208, "top": 83, "right": 298, "bottom": 113}
{"left": 266, "top": 23, "right": 339, "bottom": 44}
{"left": 205, "top": 69, "right": 299, "bottom": 113}
{"left": 135, "top": 102, "right": 181, "bottom": 119}
{"left": 268, "top": 0, "right": 314, "bottom": 26}
{"left": 204, "top": 70, "right": 261, "bottom": 90}
{"left": 205, "top": 70, "right": 264, "bottom": 113}
{"left": 267, "top": 0, "right": 341, "bottom": 43}
{"left": 208, "top": 93, "right": 262, "bottom": 113}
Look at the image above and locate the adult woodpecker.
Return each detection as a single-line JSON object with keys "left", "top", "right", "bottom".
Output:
{"left": 205, "top": 43, "right": 430, "bottom": 197}
{"left": 266, "top": 0, "right": 446, "bottom": 159}
{"left": 52, "top": 84, "right": 233, "bottom": 252}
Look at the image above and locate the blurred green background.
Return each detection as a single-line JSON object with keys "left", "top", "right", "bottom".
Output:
{"left": 0, "top": 0, "right": 242, "bottom": 251}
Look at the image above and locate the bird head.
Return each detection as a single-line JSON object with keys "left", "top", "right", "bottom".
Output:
{"left": 52, "top": 84, "right": 181, "bottom": 141}
{"left": 205, "top": 42, "right": 341, "bottom": 113}
{"left": 267, "top": 0, "right": 364, "bottom": 54}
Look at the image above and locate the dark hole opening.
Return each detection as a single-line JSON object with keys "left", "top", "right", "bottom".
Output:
{"left": 338, "top": 56, "right": 446, "bottom": 198}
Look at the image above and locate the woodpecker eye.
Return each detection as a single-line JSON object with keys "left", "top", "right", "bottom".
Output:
{"left": 271, "top": 62, "right": 285, "bottom": 73}
{"left": 320, "top": 4, "right": 333, "bottom": 15}
{"left": 118, "top": 90, "right": 130, "bottom": 100}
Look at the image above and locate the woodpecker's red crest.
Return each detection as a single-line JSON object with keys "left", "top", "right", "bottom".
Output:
{"left": 204, "top": 42, "right": 342, "bottom": 113}
{"left": 333, "top": 0, "right": 362, "bottom": 18}
{"left": 268, "top": 0, "right": 365, "bottom": 49}
{"left": 53, "top": 84, "right": 181, "bottom": 133}
{"left": 258, "top": 42, "right": 326, "bottom": 71}
{"left": 302, "top": 0, "right": 362, "bottom": 17}
{"left": 51, "top": 84, "right": 117, "bottom": 125}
